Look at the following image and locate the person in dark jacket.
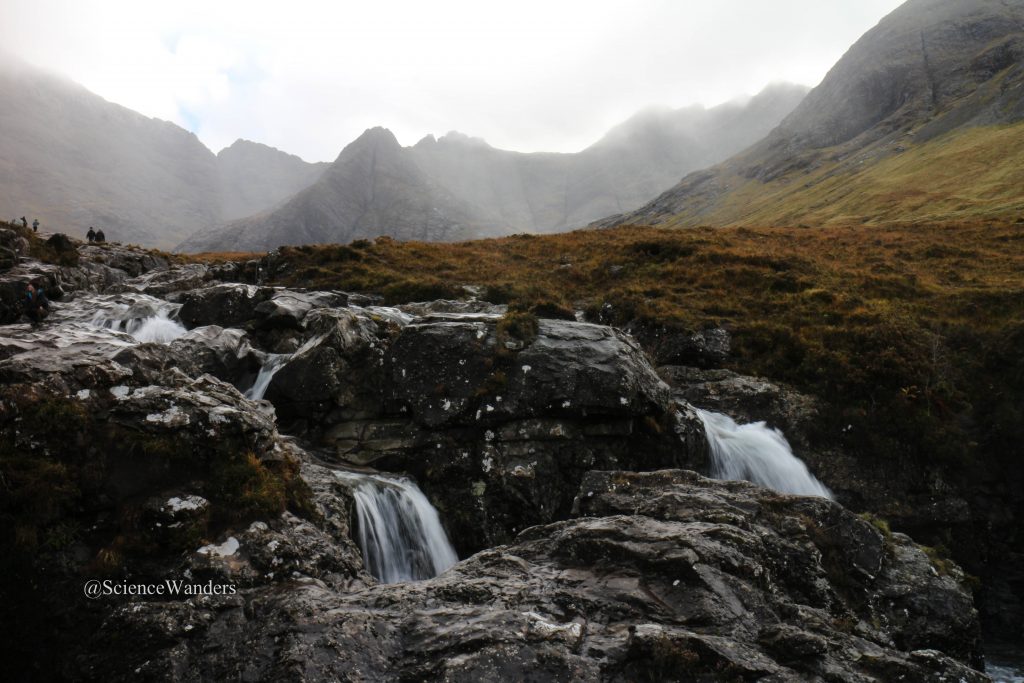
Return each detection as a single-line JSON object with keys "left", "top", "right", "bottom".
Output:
{"left": 95, "top": 229, "right": 106, "bottom": 243}
{"left": 87, "top": 227, "right": 96, "bottom": 242}
{"left": 24, "top": 281, "right": 50, "bottom": 323}
{"left": 20, "top": 216, "right": 27, "bottom": 228}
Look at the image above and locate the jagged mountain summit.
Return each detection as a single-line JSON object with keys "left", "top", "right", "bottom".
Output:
{"left": 178, "top": 127, "right": 501, "bottom": 252}
{"left": 177, "top": 84, "right": 807, "bottom": 252}
{"left": 594, "top": 0, "right": 1024, "bottom": 229}
{"left": 0, "top": 56, "right": 325, "bottom": 249}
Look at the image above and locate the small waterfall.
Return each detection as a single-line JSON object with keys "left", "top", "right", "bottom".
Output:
{"left": 335, "top": 471, "right": 458, "bottom": 584}
{"left": 84, "top": 296, "right": 187, "bottom": 344}
{"left": 696, "top": 408, "right": 833, "bottom": 499}
{"left": 244, "top": 354, "right": 289, "bottom": 400}
{"left": 122, "top": 312, "right": 187, "bottom": 343}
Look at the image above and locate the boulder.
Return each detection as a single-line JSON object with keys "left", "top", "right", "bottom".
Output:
{"left": 177, "top": 283, "right": 275, "bottom": 328}
{"left": 169, "top": 325, "right": 262, "bottom": 387}
{"left": 253, "top": 290, "right": 349, "bottom": 329}
{"left": 266, "top": 308, "right": 394, "bottom": 426}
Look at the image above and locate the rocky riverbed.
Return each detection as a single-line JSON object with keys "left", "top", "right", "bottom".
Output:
{"left": 0, "top": 231, "right": 1002, "bottom": 680}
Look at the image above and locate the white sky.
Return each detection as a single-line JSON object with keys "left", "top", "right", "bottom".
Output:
{"left": 3, "top": 0, "right": 905, "bottom": 162}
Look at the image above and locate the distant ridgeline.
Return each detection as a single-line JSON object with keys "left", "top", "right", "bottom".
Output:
{"left": 176, "top": 85, "right": 808, "bottom": 253}
{"left": 594, "top": 0, "right": 1024, "bottom": 230}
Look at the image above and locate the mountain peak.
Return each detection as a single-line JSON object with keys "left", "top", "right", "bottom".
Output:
{"left": 437, "top": 131, "right": 492, "bottom": 148}
{"left": 334, "top": 127, "right": 402, "bottom": 161}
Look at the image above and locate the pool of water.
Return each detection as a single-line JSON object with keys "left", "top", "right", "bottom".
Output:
{"left": 987, "top": 643, "right": 1024, "bottom": 683}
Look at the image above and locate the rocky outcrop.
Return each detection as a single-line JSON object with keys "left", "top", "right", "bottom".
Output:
{"left": 76, "top": 470, "right": 986, "bottom": 681}
{"left": 299, "top": 313, "right": 707, "bottom": 553}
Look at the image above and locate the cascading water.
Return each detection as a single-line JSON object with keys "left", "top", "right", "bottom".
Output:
{"left": 244, "top": 354, "right": 289, "bottom": 400}
{"left": 81, "top": 295, "right": 187, "bottom": 343}
{"left": 120, "top": 311, "right": 187, "bottom": 343}
{"left": 335, "top": 471, "right": 458, "bottom": 584}
{"left": 696, "top": 408, "right": 833, "bottom": 498}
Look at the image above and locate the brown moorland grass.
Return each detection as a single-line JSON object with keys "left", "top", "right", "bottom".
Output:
{"left": 241, "top": 222, "right": 1024, "bottom": 470}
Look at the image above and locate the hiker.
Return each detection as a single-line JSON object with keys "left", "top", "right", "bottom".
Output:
{"left": 95, "top": 229, "right": 106, "bottom": 243}
{"left": 20, "top": 216, "right": 26, "bottom": 228}
{"left": 24, "top": 281, "right": 50, "bottom": 323}
{"left": 32, "top": 218, "right": 38, "bottom": 232}
{"left": 87, "top": 227, "right": 96, "bottom": 243}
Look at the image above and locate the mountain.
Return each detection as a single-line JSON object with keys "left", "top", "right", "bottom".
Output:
{"left": 217, "top": 140, "right": 329, "bottom": 221}
{"left": 594, "top": 0, "right": 1024, "bottom": 229}
{"left": 0, "top": 57, "right": 325, "bottom": 249}
{"left": 178, "top": 128, "right": 500, "bottom": 252}
{"left": 0, "top": 57, "right": 221, "bottom": 248}
{"left": 178, "top": 84, "right": 806, "bottom": 252}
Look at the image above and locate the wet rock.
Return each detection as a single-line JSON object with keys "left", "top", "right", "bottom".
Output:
{"left": 118, "top": 262, "right": 211, "bottom": 297}
{"left": 385, "top": 316, "right": 671, "bottom": 428}
{"left": 267, "top": 308, "right": 393, "bottom": 425}
{"left": 253, "top": 290, "right": 349, "bottom": 329}
{"left": 111, "top": 342, "right": 202, "bottom": 384}
{"left": 79, "top": 469, "right": 987, "bottom": 682}
{"left": 177, "top": 283, "right": 275, "bottom": 329}
{"left": 78, "top": 243, "right": 169, "bottom": 277}
{"left": 169, "top": 325, "right": 262, "bottom": 387}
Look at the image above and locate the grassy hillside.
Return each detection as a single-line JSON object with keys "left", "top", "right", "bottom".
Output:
{"left": 657, "top": 123, "right": 1024, "bottom": 228}
{"left": 215, "top": 222, "right": 1024, "bottom": 474}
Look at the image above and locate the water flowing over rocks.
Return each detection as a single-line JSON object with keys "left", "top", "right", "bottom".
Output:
{"left": 0, "top": 237, "right": 995, "bottom": 680}
{"left": 80, "top": 470, "right": 986, "bottom": 681}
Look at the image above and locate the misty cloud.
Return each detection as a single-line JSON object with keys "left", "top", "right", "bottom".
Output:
{"left": 2, "top": 0, "right": 904, "bottom": 161}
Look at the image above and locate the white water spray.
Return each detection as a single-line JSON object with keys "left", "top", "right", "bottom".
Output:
{"left": 335, "top": 471, "right": 458, "bottom": 584}
{"left": 244, "top": 354, "right": 289, "bottom": 400}
{"left": 696, "top": 408, "right": 832, "bottom": 498}
{"left": 85, "top": 296, "right": 187, "bottom": 344}
{"left": 122, "top": 312, "right": 187, "bottom": 343}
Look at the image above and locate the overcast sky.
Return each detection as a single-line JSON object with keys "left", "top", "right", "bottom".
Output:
{"left": 5, "top": 0, "right": 904, "bottom": 162}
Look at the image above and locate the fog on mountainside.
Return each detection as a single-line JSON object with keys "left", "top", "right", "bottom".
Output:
{"left": 177, "top": 83, "right": 807, "bottom": 252}
{"left": 179, "top": 127, "right": 501, "bottom": 253}
{"left": 217, "top": 141, "right": 330, "bottom": 222}
{"left": 595, "top": 0, "right": 1024, "bottom": 229}
{"left": 0, "top": 57, "right": 326, "bottom": 249}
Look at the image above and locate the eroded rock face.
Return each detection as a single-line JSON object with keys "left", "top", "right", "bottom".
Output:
{"left": 266, "top": 308, "right": 395, "bottom": 425}
{"left": 78, "top": 470, "right": 986, "bottom": 682}
{"left": 332, "top": 314, "right": 705, "bottom": 553}
{"left": 178, "top": 283, "right": 275, "bottom": 328}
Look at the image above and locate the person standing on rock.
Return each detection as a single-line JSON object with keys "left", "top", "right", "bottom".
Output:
{"left": 87, "top": 227, "right": 96, "bottom": 243}
{"left": 20, "top": 216, "right": 27, "bottom": 228}
{"left": 32, "top": 218, "right": 39, "bottom": 233}
{"left": 95, "top": 229, "right": 106, "bottom": 243}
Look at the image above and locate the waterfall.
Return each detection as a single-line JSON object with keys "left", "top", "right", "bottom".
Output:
{"left": 244, "top": 354, "right": 289, "bottom": 401}
{"left": 696, "top": 408, "right": 833, "bottom": 499}
{"left": 84, "top": 296, "right": 187, "bottom": 344}
{"left": 122, "top": 312, "right": 187, "bottom": 343}
{"left": 335, "top": 471, "right": 458, "bottom": 584}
